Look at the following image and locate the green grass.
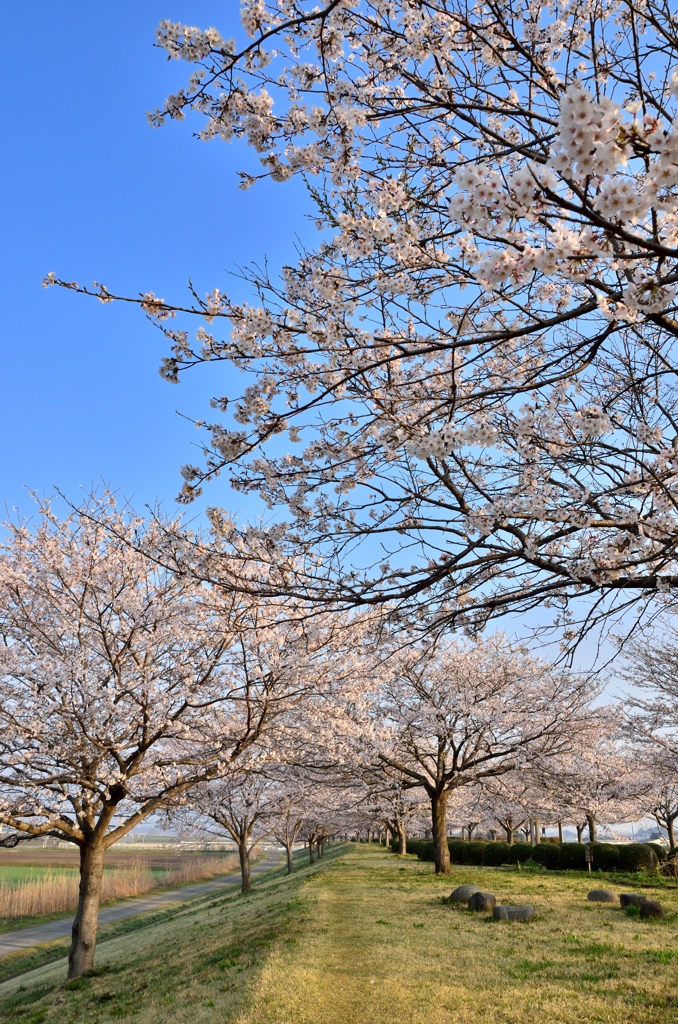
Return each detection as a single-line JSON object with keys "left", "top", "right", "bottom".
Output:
{"left": 2, "top": 844, "right": 678, "bottom": 1023}
{"left": 0, "top": 868, "right": 78, "bottom": 886}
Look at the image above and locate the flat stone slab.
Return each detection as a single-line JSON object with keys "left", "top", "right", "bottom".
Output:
{"left": 640, "top": 900, "right": 664, "bottom": 919}
{"left": 620, "top": 893, "right": 647, "bottom": 909}
{"left": 468, "top": 892, "right": 496, "bottom": 912}
{"left": 450, "top": 884, "right": 480, "bottom": 903}
{"left": 493, "top": 905, "right": 535, "bottom": 922}
{"left": 588, "top": 889, "right": 616, "bottom": 903}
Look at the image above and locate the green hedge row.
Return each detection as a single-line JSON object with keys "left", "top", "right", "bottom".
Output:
{"left": 392, "top": 838, "right": 662, "bottom": 871}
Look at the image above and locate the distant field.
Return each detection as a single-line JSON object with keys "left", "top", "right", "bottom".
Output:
{"left": 0, "top": 849, "right": 243, "bottom": 928}
{"left": 0, "top": 847, "right": 234, "bottom": 870}
{"left": 2, "top": 843, "right": 677, "bottom": 1024}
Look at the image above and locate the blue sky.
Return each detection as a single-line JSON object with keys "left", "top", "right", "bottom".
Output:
{"left": 0, "top": 2, "right": 312, "bottom": 520}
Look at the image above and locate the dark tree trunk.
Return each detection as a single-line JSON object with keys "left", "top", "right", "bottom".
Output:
{"left": 587, "top": 815, "right": 596, "bottom": 842}
{"left": 309, "top": 838, "right": 316, "bottom": 864}
{"left": 238, "top": 841, "right": 251, "bottom": 893}
{"left": 576, "top": 823, "right": 585, "bottom": 843}
{"left": 468, "top": 824, "right": 475, "bottom": 841}
{"left": 397, "top": 825, "right": 407, "bottom": 856}
{"left": 558, "top": 821, "right": 564, "bottom": 843}
{"left": 68, "top": 841, "right": 105, "bottom": 980}
{"left": 285, "top": 843, "right": 294, "bottom": 873}
{"left": 431, "top": 792, "right": 451, "bottom": 874}
{"left": 505, "top": 826, "right": 514, "bottom": 845}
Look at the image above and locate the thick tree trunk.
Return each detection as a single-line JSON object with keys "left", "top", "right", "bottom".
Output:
{"left": 431, "top": 792, "right": 451, "bottom": 874}
{"left": 468, "top": 824, "right": 475, "bottom": 841}
{"left": 309, "top": 838, "right": 316, "bottom": 864}
{"left": 68, "top": 841, "right": 105, "bottom": 980}
{"left": 397, "top": 826, "right": 407, "bottom": 856}
{"left": 505, "top": 826, "right": 514, "bottom": 844}
{"left": 587, "top": 814, "right": 596, "bottom": 843}
{"left": 534, "top": 820, "right": 541, "bottom": 844}
{"left": 285, "top": 843, "right": 294, "bottom": 873}
{"left": 576, "top": 823, "right": 585, "bottom": 843}
{"left": 238, "top": 841, "right": 251, "bottom": 893}
{"left": 558, "top": 821, "right": 564, "bottom": 843}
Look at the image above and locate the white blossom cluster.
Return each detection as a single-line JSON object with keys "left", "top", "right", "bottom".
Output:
{"left": 48, "top": 0, "right": 678, "bottom": 642}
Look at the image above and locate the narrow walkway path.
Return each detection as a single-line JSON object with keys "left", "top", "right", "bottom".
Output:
{"left": 0, "top": 851, "right": 282, "bottom": 960}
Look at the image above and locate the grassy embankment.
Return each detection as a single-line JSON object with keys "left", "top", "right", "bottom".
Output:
{"left": 2, "top": 842, "right": 678, "bottom": 1024}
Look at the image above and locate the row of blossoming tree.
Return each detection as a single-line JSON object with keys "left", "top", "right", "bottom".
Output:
{"left": 2, "top": 496, "right": 677, "bottom": 979}
{"left": 12, "top": 0, "right": 678, "bottom": 981}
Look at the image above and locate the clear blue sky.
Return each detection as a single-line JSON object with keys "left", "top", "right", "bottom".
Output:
{"left": 0, "top": 3, "right": 311, "bottom": 519}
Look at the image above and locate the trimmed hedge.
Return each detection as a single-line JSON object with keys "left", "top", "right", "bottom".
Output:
{"left": 406, "top": 839, "right": 429, "bottom": 858}
{"left": 531, "top": 843, "right": 560, "bottom": 869}
{"left": 646, "top": 842, "right": 667, "bottom": 863}
{"left": 558, "top": 843, "right": 587, "bottom": 870}
{"left": 508, "top": 842, "right": 535, "bottom": 865}
{"left": 587, "top": 842, "right": 620, "bottom": 871}
{"left": 390, "top": 837, "right": 658, "bottom": 872}
{"left": 618, "top": 843, "right": 655, "bottom": 871}
{"left": 460, "top": 841, "right": 489, "bottom": 865}
{"left": 482, "top": 841, "right": 511, "bottom": 866}
{"left": 447, "top": 840, "right": 467, "bottom": 864}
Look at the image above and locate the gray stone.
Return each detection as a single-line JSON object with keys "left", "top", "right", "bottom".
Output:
{"left": 450, "top": 884, "right": 481, "bottom": 903}
{"left": 587, "top": 889, "right": 616, "bottom": 903}
{"left": 493, "top": 905, "right": 535, "bottom": 922}
{"left": 619, "top": 892, "right": 647, "bottom": 909}
{"left": 468, "top": 892, "right": 497, "bottom": 912}
{"left": 639, "top": 900, "right": 664, "bottom": 920}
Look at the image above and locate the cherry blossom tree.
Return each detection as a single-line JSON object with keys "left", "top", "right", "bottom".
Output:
{"left": 625, "top": 626, "right": 678, "bottom": 847}
{"left": 179, "top": 771, "right": 276, "bottom": 892}
{"left": 0, "top": 497, "right": 335, "bottom": 979}
{"left": 625, "top": 623, "right": 678, "bottom": 781}
{"left": 368, "top": 778, "right": 427, "bottom": 855}
{"left": 643, "top": 780, "right": 678, "bottom": 851}
{"left": 270, "top": 796, "right": 306, "bottom": 871}
{"left": 542, "top": 719, "right": 641, "bottom": 841}
{"left": 48, "top": 1, "right": 678, "bottom": 652}
{"left": 367, "top": 635, "right": 595, "bottom": 872}
{"left": 483, "top": 779, "right": 536, "bottom": 845}
{"left": 446, "top": 785, "right": 489, "bottom": 841}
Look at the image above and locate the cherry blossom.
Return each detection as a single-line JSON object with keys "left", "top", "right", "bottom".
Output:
{"left": 0, "top": 494, "right": 343, "bottom": 978}
{"left": 365, "top": 635, "right": 596, "bottom": 872}
{"left": 48, "top": 1, "right": 678, "bottom": 650}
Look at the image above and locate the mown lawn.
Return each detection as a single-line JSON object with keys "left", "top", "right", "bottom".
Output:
{"left": 1, "top": 843, "right": 678, "bottom": 1023}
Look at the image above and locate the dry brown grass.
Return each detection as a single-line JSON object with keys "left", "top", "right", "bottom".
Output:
{"left": 0, "top": 854, "right": 240, "bottom": 920}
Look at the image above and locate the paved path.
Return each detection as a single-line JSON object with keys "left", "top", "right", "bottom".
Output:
{"left": 0, "top": 852, "right": 282, "bottom": 960}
